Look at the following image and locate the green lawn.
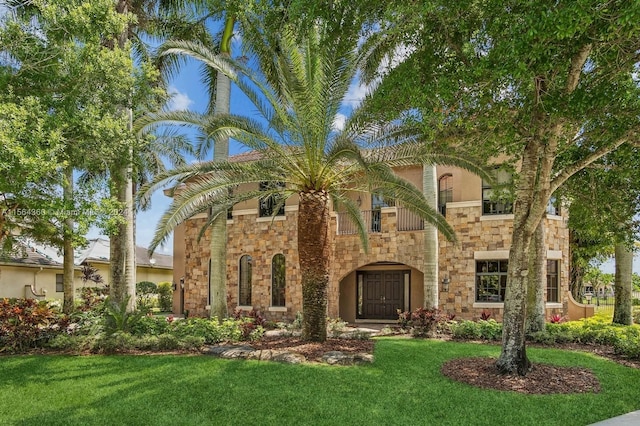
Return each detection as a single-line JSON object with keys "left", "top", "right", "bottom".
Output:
{"left": 1, "top": 339, "right": 638, "bottom": 426}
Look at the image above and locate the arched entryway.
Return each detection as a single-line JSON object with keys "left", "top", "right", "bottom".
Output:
{"left": 338, "top": 262, "right": 424, "bottom": 323}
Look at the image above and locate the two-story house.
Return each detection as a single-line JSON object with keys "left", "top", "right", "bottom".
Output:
{"left": 170, "top": 159, "right": 569, "bottom": 323}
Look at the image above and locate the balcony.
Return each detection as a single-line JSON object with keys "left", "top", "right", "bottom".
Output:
{"left": 336, "top": 207, "right": 424, "bottom": 235}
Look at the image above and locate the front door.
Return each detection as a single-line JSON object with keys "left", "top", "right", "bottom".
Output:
{"left": 357, "top": 270, "right": 408, "bottom": 320}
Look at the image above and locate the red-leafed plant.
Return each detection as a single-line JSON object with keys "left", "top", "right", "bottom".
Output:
{"left": 480, "top": 310, "right": 491, "bottom": 320}
{"left": 233, "top": 308, "right": 266, "bottom": 340}
{"left": 549, "top": 314, "right": 563, "bottom": 324}
{"left": 0, "top": 298, "right": 67, "bottom": 352}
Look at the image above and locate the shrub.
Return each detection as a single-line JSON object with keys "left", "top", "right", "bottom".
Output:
{"left": 76, "top": 287, "right": 108, "bottom": 312}
{"left": 397, "top": 307, "right": 445, "bottom": 337}
{"left": 171, "top": 318, "right": 225, "bottom": 344}
{"left": 157, "top": 282, "right": 173, "bottom": 312}
{"left": 0, "top": 298, "right": 68, "bottom": 352}
{"left": 450, "top": 319, "right": 502, "bottom": 340}
{"left": 327, "top": 317, "right": 348, "bottom": 337}
{"left": 136, "top": 281, "right": 158, "bottom": 311}
{"left": 129, "top": 315, "right": 171, "bottom": 336}
{"left": 232, "top": 309, "right": 267, "bottom": 341}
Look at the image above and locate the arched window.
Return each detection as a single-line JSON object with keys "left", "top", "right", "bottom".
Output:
{"left": 238, "top": 255, "right": 252, "bottom": 306}
{"left": 271, "top": 254, "right": 286, "bottom": 307}
{"left": 438, "top": 174, "right": 453, "bottom": 215}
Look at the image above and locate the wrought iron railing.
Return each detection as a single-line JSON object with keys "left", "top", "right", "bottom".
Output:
{"left": 337, "top": 208, "right": 425, "bottom": 234}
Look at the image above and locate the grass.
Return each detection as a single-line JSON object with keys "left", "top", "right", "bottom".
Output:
{"left": 1, "top": 339, "right": 639, "bottom": 426}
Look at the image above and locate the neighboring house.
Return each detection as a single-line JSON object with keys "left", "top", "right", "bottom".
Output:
{"left": 76, "top": 238, "right": 173, "bottom": 287}
{"left": 171, "top": 160, "right": 570, "bottom": 322}
{"left": 0, "top": 245, "right": 72, "bottom": 300}
{"left": 0, "top": 238, "right": 173, "bottom": 300}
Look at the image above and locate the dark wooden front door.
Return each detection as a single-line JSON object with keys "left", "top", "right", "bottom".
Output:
{"left": 358, "top": 271, "right": 406, "bottom": 320}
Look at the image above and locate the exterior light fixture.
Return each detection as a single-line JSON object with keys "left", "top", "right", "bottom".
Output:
{"left": 441, "top": 276, "right": 450, "bottom": 292}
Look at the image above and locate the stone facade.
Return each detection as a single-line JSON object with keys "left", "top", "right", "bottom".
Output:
{"left": 177, "top": 166, "right": 570, "bottom": 323}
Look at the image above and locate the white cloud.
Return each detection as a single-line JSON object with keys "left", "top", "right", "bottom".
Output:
{"left": 343, "top": 78, "right": 370, "bottom": 109}
{"left": 332, "top": 113, "right": 347, "bottom": 131}
{"left": 166, "top": 86, "right": 193, "bottom": 111}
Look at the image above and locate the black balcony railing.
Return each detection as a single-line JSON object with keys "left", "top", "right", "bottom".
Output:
{"left": 337, "top": 208, "right": 424, "bottom": 234}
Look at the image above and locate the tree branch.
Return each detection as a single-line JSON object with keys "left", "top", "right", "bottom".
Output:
{"left": 566, "top": 43, "right": 592, "bottom": 94}
{"left": 550, "top": 130, "right": 636, "bottom": 193}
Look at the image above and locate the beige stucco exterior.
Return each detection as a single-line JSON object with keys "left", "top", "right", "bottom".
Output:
{"left": 0, "top": 263, "right": 74, "bottom": 300}
{"left": 174, "top": 163, "right": 570, "bottom": 323}
{"left": 0, "top": 261, "right": 172, "bottom": 302}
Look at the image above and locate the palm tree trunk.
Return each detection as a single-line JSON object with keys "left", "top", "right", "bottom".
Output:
{"left": 208, "top": 17, "right": 233, "bottom": 320}
{"left": 613, "top": 241, "right": 633, "bottom": 325}
{"left": 62, "top": 166, "right": 75, "bottom": 314}
{"left": 298, "top": 190, "right": 331, "bottom": 342}
{"left": 526, "top": 221, "right": 545, "bottom": 333}
{"left": 423, "top": 164, "right": 439, "bottom": 309}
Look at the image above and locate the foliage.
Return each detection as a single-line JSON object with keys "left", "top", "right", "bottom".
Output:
{"left": 526, "top": 314, "right": 640, "bottom": 359}
{"left": 135, "top": 281, "right": 158, "bottom": 311}
{"left": 479, "top": 310, "right": 491, "bottom": 321}
{"left": 450, "top": 319, "right": 503, "bottom": 341}
{"left": 232, "top": 308, "right": 267, "bottom": 341}
{"left": 76, "top": 287, "right": 108, "bottom": 312}
{"left": 0, "top": 298, "right": 68, "bottom": 352}
{"left": 397, "top": 307, "right": 446, "bottom": 337}
{"left": 156, "top": 281, "right": 173, "bottom": 312}
{"left": 326, "top": 317, "right": 348, "bottom": 338}
{"left": 103, "top": 297, "right": 145, "bottom": 335}
{"left": 549, "top": 314, "right": 564, "bottom": 324}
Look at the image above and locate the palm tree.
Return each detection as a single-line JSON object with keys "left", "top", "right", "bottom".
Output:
{"left": 106, "top": 0, "right": 217, "bottom": 310}
{"left": 138, "top": 14, "right": 488, "bottom": 341}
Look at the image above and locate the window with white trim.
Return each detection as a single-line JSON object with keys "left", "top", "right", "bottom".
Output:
{"left": 476, "top": 260, "right": 508, "bottom": 302}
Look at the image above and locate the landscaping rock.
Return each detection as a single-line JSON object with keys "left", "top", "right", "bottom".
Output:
{"left": 322, "top": 351, "right": 374, "bottom": 365}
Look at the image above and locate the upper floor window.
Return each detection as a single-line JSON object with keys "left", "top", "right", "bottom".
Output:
{"left": 482, "top": 170, "right": 513, "bottom": 215}
{"left": 476, "top": 260, "right": 508, "bottom": 302}
{"left": 546, "top": 195, "right": 561, "bottom": 216}
{"left": 259, "top": 182, "right": 285, "bottom": 217}
{"left": 438, "top": 174, "right": 453, "bottom": 215}
{"left": 546, "top": 260, "right": 559, "bottom": 302}
{"left": 238, "top": 255, "right": 252, "bottom": 306}
{"left": 271, "top": 254, "right": 286, "bottom": 307}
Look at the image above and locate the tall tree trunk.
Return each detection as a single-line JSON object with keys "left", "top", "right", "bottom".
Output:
{"left": 62, "top": 166, "right": 75, "bottom": 314}
{"left": 208, "top": 17, "right": 233, "bottom": 320}
{"left": 109, "top": 168, "right": 127, "bottom": 304}
{"left": 108, "top": 0, "right": 136, "bottom": 311}
{"left": 526, "top": 222, "right": 545, "bottom": 333}
{"left": 569, "top": 229, "right": 585, "bottom": 300}
{"left": 613, "top": 242, "right": 633, "bottom": 325}
{"left": 298, "top": 190, "right": 331, "bottom": 342}
{"left": 423, "top": 164, "right": 439, "bottom": 309}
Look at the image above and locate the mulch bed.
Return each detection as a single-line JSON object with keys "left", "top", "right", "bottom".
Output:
{"left": 441, "top": 357, "right": 601, "bottom": 394}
